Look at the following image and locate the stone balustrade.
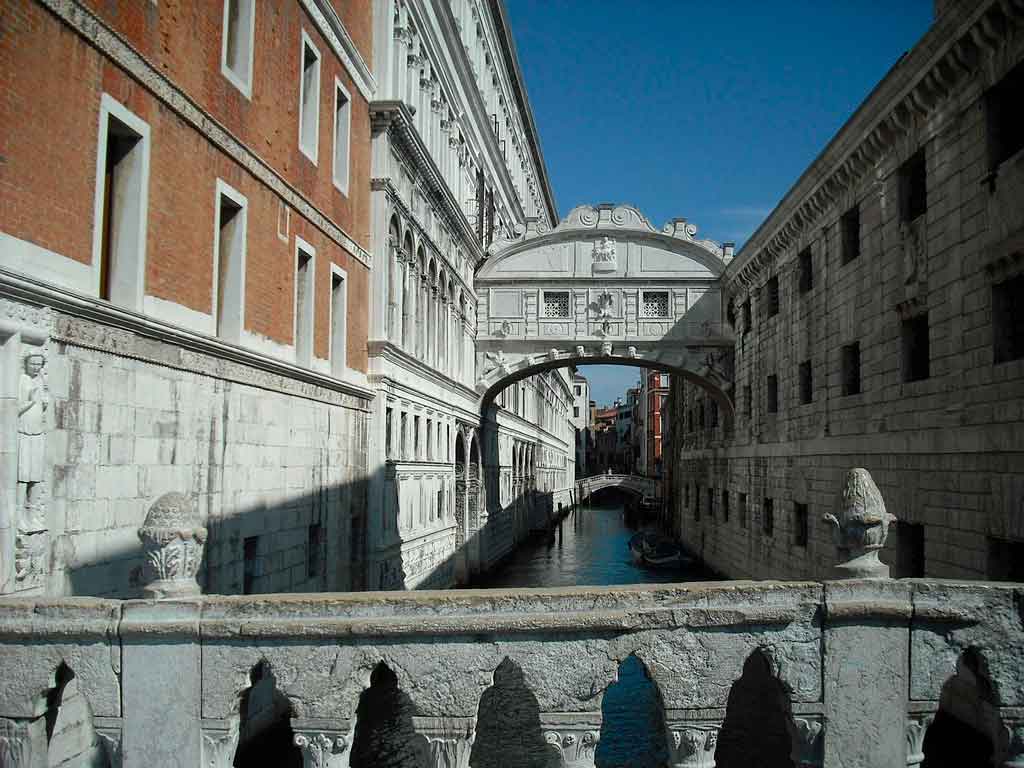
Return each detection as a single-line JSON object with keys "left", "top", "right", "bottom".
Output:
{"left": 0, "top": 579, "right": 1022, "bottom": 767}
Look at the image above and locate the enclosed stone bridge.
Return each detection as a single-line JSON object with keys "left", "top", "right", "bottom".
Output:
{"left": 474, "top": 204, "right": 736, "bottom": 417}
{"left": 1, "top": 579, "right": 1022, "bottom": 768}
{"left": 577, "top": 473, "right": 656, "bottom": 502}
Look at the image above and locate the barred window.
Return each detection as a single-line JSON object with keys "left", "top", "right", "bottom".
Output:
{"left": 543, "top": 291, "right": 570, "bottom": 318}
{"left": 641, "top": 291, "right": 669, "bottom": 318}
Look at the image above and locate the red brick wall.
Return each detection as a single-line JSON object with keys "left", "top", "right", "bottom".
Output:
{"left": 0, "top": 1, "right": 370, "bottom": 371}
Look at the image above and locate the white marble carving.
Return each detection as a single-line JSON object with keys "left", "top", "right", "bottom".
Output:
{"left": 822, "top": 468, "right": 896, "bottom": 578}
{"left": 137, "top": 492, "right": 207, "bottom": 598}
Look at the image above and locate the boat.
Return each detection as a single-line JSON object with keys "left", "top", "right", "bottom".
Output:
{"left": 643, "top": 541, "right": 687, "bottom": 568}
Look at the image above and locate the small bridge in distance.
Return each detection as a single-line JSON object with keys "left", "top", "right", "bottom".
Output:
{"left": 576, "top": 473, "right": 656, "bottom": 503}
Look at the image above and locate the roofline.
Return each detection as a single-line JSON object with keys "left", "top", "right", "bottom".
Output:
{"left": 488, "top": 0, "right": 559, "bottom": 225}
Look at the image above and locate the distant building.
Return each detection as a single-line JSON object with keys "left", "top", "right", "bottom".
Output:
{"left": 638, "top": 371, "right": 670, "bottom": 479}
{"left": 570, "top": 371, "right": 592, "bottom": 476}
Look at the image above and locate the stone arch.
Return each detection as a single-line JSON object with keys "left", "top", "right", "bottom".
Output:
{"left": 349, "top": 661, "right": 425, "bottom": 768}
{"left": 596, "top": 653, "right": 670, "bottom": 767}
{"left": 715, "top": 647, "right": 798, "bottom": 768}
{"left": 470, "top": 657, "right": 559, "bottom": 768}
{"left": 427, "top": 258, "right": 439, "bottom": 366}
{"left": 437, "top": 270, "right": 449, "bottom": 372}
{"left": 457, "top": 288, "right": 467, "bottom": 382}
{"left": 467, "top": 431, "right": 483, "bottom": 576}
{"left": 233, "top": 659, "right": 301, "bottom": 767}
{"left": 920, "top": 647, "right": 1007, "bottom": 768}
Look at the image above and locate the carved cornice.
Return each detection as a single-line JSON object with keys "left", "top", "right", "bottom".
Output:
{"left": 728, "top": 0, "right": 1023, "bottom": 290}
{"left": 0, "top": 267, "right": 375, "bottom": 408}
{"left": 371, "top": 100, "right": 482, "bottom": 262}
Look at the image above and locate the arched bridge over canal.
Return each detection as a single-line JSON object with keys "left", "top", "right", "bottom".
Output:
{"left": 576, "top": 473, "right": 656, "bottom": 502}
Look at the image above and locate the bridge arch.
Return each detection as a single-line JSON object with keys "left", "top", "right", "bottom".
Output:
{"left": 473, "top": 203, "right": 736, "bottom": 417}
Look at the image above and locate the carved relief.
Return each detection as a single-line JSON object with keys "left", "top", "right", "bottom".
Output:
{"left": 667, "top": 724, "right": 719, "bottom": 768}
{"left": 591, "top": 237, "right": 617, "bottom": 273}
{"left": 544, "top": 729, "right": 600, "bottom": 767}
{"left": 15, "top": 350, "right": 50, "bottom": 588}
{"left": 0, "top": 717, "right": 40, "bottom": 767}
{"left": 293, "top": 731, "right": 348, "bottom": 768}
{"left": 789, "top": 716, "right": 825, "bottom": 767}
{"left": 137, "top": 492, "right": 208, "bottom": 598}
{"left": 900, "top": 217, "right": 927, "bottom": 288}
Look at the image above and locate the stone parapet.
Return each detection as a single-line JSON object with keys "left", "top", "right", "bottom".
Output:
{"left": 0, "top": 579, "right": 1020, "bottom": 767}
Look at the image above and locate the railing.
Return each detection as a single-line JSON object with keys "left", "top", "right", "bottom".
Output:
{"left": 1, "top": 579, "right": 1022, "bottom": 767}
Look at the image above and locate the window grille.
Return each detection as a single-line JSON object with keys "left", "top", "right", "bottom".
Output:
{"left": 543, "top": 291, "right": 570, "bottom": 318}
{"left": 641, "top": 291, "right": 669, "bottom": 318}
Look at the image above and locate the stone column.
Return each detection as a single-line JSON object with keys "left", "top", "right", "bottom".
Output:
{"left": 665, "top": 721, "right": 720, "bottom": 768}
{"left": 823, "top": 580, "right": 910, "bottom": 767}
{"left": 412, "top": 716, "right": 474, "bottom": 768}
{"left": 905, "top": 712, "right": 933, "bottom": 767}
{"left": 121, "top": 600, "right": 202, "bottom": 768}
{"left": 293, "top": 728, "right": 350, "bottom": 768}
{"left": 200, "top": 719, "right": 239, "bottom": 768}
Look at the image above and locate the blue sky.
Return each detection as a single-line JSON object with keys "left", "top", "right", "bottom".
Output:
{"left": 504, "top": 0, "right": 933, "bottom": 405}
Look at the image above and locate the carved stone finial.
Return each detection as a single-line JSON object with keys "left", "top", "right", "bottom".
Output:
{"left": 137, "top": 492, "right": 207, "bottom": 598}
{"left": 822, "top": 468, "right": 895, "bottom": 578}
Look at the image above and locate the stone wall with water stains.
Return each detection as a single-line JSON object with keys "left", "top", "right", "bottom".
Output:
{"left": 0, "top": 579, "right": 1022, "bottom": 767}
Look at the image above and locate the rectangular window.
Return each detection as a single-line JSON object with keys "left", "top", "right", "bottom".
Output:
{"left": 294, "top": 238, "right": 315, "bottom": 366}
{"left": 993, "top": 274, "right": 1024, "bottom": 363}
{"left": 93, "top": 94, "right": 149, "bottom": 311}
{"left": 574, "top": 385, "right": 582, "bottom": 396}
{"left": 744, "top": 385, "right": 752, "bottom": 419}
{"left": 684, "top": 484, "right": 690, "bottom": 509}
{"left": 542, "top": 290, "right": 570, "bottom": 318}
{"left": 414, "top": 415, "right": 421, "bottom": 458}
{"left": 707, "top": 488, "right": 714, "bottom": 521}
{"left": 798, "top": 247, "right": 813, "bottom": 293}
{"left": 332, "top": 79, "right": 351, "bottom": 194}
{"left": 763, "top": 498, "right": 774, "bottom": 537}
{"left": 221, "top": 0, "right": 255, "bottom": 97}
{"left": 895, "top": 522, "right": 925, "bottom": 578}
{"left": 722, "top": 489, "right": 730, "bottom": 522}
{"left": 742, "top": 299, "right": 752, "bottom": 331}
{"left": 641, "top": 290, "right": 669, "bottom": 318}
{"left": 841, "top": 205, "right": 861, "bottom": 264}
{"left": 842, "top": 342, "right": 861, "bottom": 396}
{"left": 899, "top": 149, "right": 927, "bottom": 223}
{"left": 400, "top": 412, "right": 408, "bottom": 459}
{"left": 766, "top": 374, "right": 778, "bottom": 414}
{"left": 902, "top": 313, "right": 930, "bottom": 382}
{"left": 214, "top": 180, "right": 247, "bottom": 343}
{"left": 573, "top": 406, "right": 580, "bottom": 418}
{"left": 986, "top": 59, "right": 1024, "bottom": 171}
{"left": 766, "top": 276, "right": 780, "bottom": 317}
{"left": 799, "top": 360, "right": 813, "bottom": 404}
{"left": 794, "top": 503, "right": 808, "bottom": 547}
{"left": 298, "top": 31, "right": 321, "bottom": 163}
{"left": 694, "top": 486, "right": 701, "bottom": 521}
{"left": 307, "top": 522, "right": 323, "bottom": 578}
{"left": 710, "top": 400, "right": 719, "bottom": 428}
{"left": 739, "top": 492, "right": 748, "bottom": 529}
{"left": 385, "top": 407, "right": 393, "bottom": 459}
{"left": 243, "top": 536, "right": 259, "bottom": 594}
{"left": 987, "top": 537, "right": 1024, "bottom": 581}
{"left": 426, "top": 420, "right": 433, "bottom": 461}
{"left": 330, "top": 267, "right": 347, "bottom": 375}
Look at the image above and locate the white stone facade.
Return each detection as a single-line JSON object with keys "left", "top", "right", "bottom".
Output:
{"left": 365, "top": 0, "right": 574, "bottom": 588}
{"left": 668, "top": 0, "right": 1024, "bottom": 581}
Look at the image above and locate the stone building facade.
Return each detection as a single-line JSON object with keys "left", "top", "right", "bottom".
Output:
{"left": 363, "top": 0, "right": 573, "bottom": 589}
{"left": 0, "top": 0, "right": 376, "bottom": 595}
{"left": 668, "top": 0, "right": 1024, "bottom": 581}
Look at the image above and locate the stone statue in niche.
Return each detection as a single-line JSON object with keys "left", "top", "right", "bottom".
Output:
{"left": 900, "top": 218, "right": 926, "bottom": 287}
{"left": 822, "top": 468, "right": 896, "bottom": 578}
{"left": 17, "top": 352, "right": 48, "bottom": 532}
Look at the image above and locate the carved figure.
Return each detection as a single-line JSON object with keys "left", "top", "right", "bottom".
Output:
{"left": 17, "top": 353, "right": 49, "bottom": 532}
{"left": 591, "top": 237, "right": 617, "bottom": 272}
{"left": 822, "top": 468, "right": 896, "bottom": 578}
{"left": 137, "top": 492, "right": 208, "bottom": 598}
{"left": 600, "top": 341, "right": 612, "bottom": 357}
{"left": 483, "top": 350, "right": 510, "bottom": 377}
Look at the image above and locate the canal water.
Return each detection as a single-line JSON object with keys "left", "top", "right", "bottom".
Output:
{"left": 469, "top": 497, "right": 719, "bottom": 768}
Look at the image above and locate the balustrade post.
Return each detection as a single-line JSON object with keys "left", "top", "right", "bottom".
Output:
{"left": 411, "top": 716, "right": 474, "bottom": 768}
{"left": 664, "top": 721, "right": 720, "bottom": 768}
